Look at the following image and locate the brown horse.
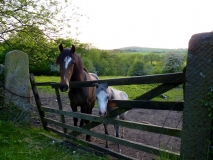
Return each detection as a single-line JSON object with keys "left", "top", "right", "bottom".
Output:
{"left": 56, "top": 44, "right": 98, "bottom": 141}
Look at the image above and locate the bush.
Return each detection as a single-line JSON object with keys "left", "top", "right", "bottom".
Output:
{"left": 127, "top": 58, "right": 146, "bottom": 76}
{"left": 162, "top": 52, "right": 184, "bottom": 73}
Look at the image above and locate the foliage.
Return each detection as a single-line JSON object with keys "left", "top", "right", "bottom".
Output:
{"left": 202, "top": 87, "right": 213, "bottom": 125}
{"left": 127, "top": 57, "right": 147, "bottom": 76}
{"left": 0, "top": 0, "right": 80, "bottom": 44}
{"left": 0, "top": 31, "right": 187, "bottom": 76}
{"left": 144, "top": 52, "right": 161, "bottom": 65}
{"left": 162, "top": 52, "right": 184, "bottom": 73}
{"left": 201, "top": 87, "right": 213, "bottom": 159}
{"left": 82, "top": 57, "right": 97, "bottom": 74}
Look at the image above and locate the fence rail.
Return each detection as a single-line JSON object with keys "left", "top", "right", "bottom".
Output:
{"left": 34, "top": 72, "right": 184, "bottom": 87}
{"left": 41, "top": 106, "right": 182, "bottom": 138}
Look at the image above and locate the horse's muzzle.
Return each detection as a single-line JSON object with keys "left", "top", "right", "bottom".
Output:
{"left": 99, "top": 111, "right": 107, "bottom": 117}
{"left": 59, "top": 84, "right": 68, "bottom": 92}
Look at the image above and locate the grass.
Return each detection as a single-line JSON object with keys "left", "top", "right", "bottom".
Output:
{"left": 34, "top": 75, "right": 183, "bottom": 101}
{"left": 0, "top": 121, "right": 108, "bottom": 160}
{"left": 0, "top": 101, "right": 109, "bottom": 160}
{"left": 33, "top": 76, "right": 60, "bottom": 94}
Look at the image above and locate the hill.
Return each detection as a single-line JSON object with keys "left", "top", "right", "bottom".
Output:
{"left": 112, "top": 46, "right": 187, "bottom": 54}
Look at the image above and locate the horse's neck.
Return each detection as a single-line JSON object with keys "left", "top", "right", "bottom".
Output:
{"left": 71, "top": 69, "right": 87, "bottom": 82}
{"left": 107, "top": 87, "right": 115, "bottom": 99}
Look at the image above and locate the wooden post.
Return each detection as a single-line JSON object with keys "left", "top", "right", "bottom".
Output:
{"left": 54, "top": 87, "right": 67, "bottom": 133}
{"left": 181, "top": 32, "right": 213, "bottom": 159}
{"left": 29, "top": 73, "right": 47, "bottom": 129}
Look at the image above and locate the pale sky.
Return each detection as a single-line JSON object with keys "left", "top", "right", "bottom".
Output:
{"left": 69, "top": 0, "right": 213, "bottom": 50}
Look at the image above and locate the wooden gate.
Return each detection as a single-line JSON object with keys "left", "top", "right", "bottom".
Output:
{"left": 30, "top": 72, "right": 184, "bottom": 160}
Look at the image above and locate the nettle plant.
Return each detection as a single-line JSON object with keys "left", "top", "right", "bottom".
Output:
{"left": 202, "top": 87, "right": 213, "bottom": 160}
{"left": 202, "top": 87, "right": 213, "bottom": 129}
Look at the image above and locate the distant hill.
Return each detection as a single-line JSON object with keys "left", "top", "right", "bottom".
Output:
{"left": 112, "top": 46, "right": 187, "bottom": 54}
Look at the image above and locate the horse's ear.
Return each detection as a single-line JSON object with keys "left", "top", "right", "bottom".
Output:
{"left": 71, "top": 45, "right": 75, "bottom": 53}
{"left": 59, "top": 44, "right": 63, "bottom": 52}
{"left": 93, "top": 83, "right": 99, "bottom": 88}
{"left": 103, "top": 83, "right": 108, "bottom": 88}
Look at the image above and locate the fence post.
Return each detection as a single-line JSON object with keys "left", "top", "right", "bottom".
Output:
{"left": 54, "top": 87, "right": 67, "bottom": 133}
{"left": 180, "top": 32, "right": 213, "bottom": 159}
{"left": 30, "top": 73, "right": 47, "bottom": 129}
{"left": 4, "top": 50, "right": 31, "bottom": 123}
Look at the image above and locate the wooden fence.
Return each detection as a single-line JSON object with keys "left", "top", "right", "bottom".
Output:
{"left": 30, "top": 72, "right": 185, "bottom": 160}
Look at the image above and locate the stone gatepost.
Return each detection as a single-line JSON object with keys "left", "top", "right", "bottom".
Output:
{"left": 181, "top": 32, "right": 213, "bottom": 159}
{"left": 4, "top": 50, "right": 31, "bottom": 123}
{"left": 0, "top": 64, "right": 4, "bottom": 74}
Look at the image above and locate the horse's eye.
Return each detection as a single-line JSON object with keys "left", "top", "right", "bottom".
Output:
{"left": 107, "top": 96, "right": 109, "bottom": 99}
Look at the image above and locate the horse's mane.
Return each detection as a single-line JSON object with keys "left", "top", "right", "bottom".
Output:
{"left": 96, "top": 83, "right": 128, "bottom": 100}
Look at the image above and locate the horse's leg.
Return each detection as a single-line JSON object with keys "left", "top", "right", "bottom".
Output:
{"left": 104, "top": 123, "right": 109, "bottom": 148}
{"left": 121, "top": 126, "right": 125, "bottom": 138}
{"left": 71, "top": 103, "right": 78, "bottom": 126}
{"left": 114, "top": 124, "right": 121, "bottom": 153}
{"left": 80, "top": 104, "right": 93, "bottom": 142}
{"left": 120, "top": 117, "right": 125, "bottom": 138}
{"left": 79, "top": 106, "right": 85, "bottom": 128}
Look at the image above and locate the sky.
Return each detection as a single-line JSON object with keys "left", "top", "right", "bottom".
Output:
{"left": 69, "top": 0, "right": 213, "bottom": 50}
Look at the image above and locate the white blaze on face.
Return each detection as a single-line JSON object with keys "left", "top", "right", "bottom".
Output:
{"left": 64, "top": 56, "right": 72, "bottom": 69}
{"left": 96, "top": 90, "right": 108, "bottom": 116}
{"left": 63, "top": 56, "right": 72, "bottom": 80}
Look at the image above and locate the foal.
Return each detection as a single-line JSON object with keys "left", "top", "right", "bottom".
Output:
{"left": 95, "top": 83, "right": 128, "bottom": 153}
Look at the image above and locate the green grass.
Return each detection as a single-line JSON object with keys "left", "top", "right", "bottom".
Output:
{"left": 34, "top": 76, "right": 60, "bottom": 93}
{"left": 0, "top": 120, "right": 108, "bottom": 160}
{"left": 33, "top": 75, "right": 183, "bottom": 101}
{"left": 0, "top": 100, "right": 108, "bottom": 160}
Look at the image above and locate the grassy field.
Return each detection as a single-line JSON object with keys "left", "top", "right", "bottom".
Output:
{"left": 34, "top": 75, "right": 183, "bottom": 101}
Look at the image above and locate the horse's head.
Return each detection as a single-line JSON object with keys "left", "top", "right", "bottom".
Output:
{"left": 95, "top": 83, "right": 109, "bottom": 117}
{"left": 56, "top": 44, "right": 76, "bottom": 92}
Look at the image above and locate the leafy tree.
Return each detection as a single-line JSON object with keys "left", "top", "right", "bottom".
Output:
{"left": 98, "top": 59, "right": 110, "bottom": 76}
{"left": 115, "top": 54, "right": 128, "bottom": 76}
{"left": 1, "top": 27, "right": 58, "bottom": 75}
{"left": 162, "top": 52, "right": 184, "bottom": 73}
{"left": 86, "top": 48, "right": 101, "bottom": 75}
{"left": 144, "top": 52, "right": 161, "bottom": 65}
{"left": 82, "top": 57, "right": 97, "bottom": 74}
{"left": 127, "top": 57, "right": 146, "bottom": 76}
{"left": 144, "top": 63, "right": 154, "bottom": 75}
{"left": 0, "top": 0, "right": 80, "bottom": 46}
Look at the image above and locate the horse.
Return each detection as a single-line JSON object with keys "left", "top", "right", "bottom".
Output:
{"left": 56, "top": 44, "right": 98, "bottom": 142}
{"left": 95, "top": 83, "right": 128, "bottom": 153}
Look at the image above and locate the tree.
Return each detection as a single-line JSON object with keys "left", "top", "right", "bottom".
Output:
{"left": 162, "top": 52, "right": 184, "bottom": 73}
{"left": 144, "top": 52, "right": 161, "bottom": 65}
{"left": 0, "top": 0, "right": 81, "bottom": 46}
{"left": 127, "top": 57, "right": 146, "bottom": 76}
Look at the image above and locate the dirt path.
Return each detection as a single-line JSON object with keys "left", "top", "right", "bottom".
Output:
{"left": 30, "top": 91, "right": 182, "bottom": 160}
